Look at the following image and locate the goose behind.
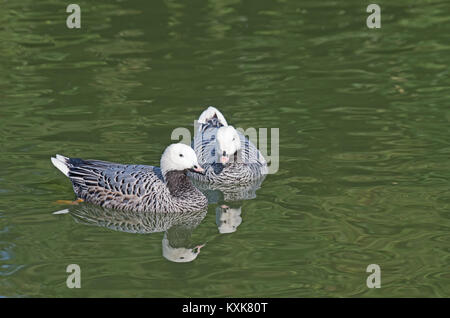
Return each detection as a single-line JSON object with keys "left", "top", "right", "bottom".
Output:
{"left": 190, "top": 106, "right": 268, "bottom": 185}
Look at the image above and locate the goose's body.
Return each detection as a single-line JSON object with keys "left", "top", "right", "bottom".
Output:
{"left": 51, "top": 144, "right": 208, "bottom": 213}
{"left": 189, "top": 106, "right": 268, "bottom": 185}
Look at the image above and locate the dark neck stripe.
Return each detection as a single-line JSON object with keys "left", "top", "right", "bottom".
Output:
{"left": 165, "top": 170, "right": 195, "bottom": 197}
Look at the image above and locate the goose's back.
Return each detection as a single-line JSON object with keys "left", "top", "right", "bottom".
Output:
{"left": 68, "top": 159, "right": 171, "bottom": 211}
{"left": 193, "top": 118, "right": 222, "bottom": 165}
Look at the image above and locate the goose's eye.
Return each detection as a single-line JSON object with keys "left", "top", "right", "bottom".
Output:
{"left": 232, "top": 138, "right": 235, "bottom": 141}
{"left": 179, "top": 154, "right": 184, "bottom": 157}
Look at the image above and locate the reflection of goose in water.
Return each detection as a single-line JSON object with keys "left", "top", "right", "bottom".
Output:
{"left": 162, "top": 232, "right": 205, "bottom": 263}
{"left": 193, "top": 176, "right": 266, "bottom": 234}
{"left": 216, "top": 204, "right": 242, "bottom": 234}
{"left": 193, "top": 175, "right": 265, "bottom": 203}
{"left": 54, "top": 204, "right": 207, "bottom": 263}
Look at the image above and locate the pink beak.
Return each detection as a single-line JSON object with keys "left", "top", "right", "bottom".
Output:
{"left": 220, "top": 156, "right": 229, "bottom": 164}
{"left": 195, "top": 244, "right": 206, "bottom": 252}
{"left": 193, "top": 165, "right": 204, "bottom": 173}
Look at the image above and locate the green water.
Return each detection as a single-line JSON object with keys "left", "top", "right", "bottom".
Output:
{"left": 1, "top": 0, "right": 449, "bottom": 297}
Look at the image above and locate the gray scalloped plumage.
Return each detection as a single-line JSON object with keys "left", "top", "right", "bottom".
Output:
{"left": 69, "top": 203, "right": 207, "bottom": 234}
{"left": 51, "top": 144, "right": 208, "bottom": 213}
{"left": 188, "top": 106, "right": 268, "bottom": 185}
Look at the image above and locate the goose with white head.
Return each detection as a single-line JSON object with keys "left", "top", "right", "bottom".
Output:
{"left": 50, "top": 143, "right": 208, "bottom": 213}
{"left": 189, "top": 106, "right": 268, "bottom": 185}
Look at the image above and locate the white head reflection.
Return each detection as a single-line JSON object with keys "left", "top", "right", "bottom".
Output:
{"left": 162, "top": 233, "right": 206, "bottom": 263}
{"left": 216, "top": 205, "right": 242, "bottom": 234}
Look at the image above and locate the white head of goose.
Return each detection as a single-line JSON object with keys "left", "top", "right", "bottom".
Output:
{"left": 160, "top": 143, "right": 204, "bottom": 176}
{"left": 190, "top": 106, "right": 268, "bottom": 185}
{"left": 216, "top": 125, "right": 241, "bottom": 164}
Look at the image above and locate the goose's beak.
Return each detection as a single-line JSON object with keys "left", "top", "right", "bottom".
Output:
{"left": 191, "top": 164, "right": 205, "bottom": 174}
{"left": 220, "top": 156, "right": 229, "bottom": 164}
{"left": 194, "top": 243, "right": 206, "bottom": 253}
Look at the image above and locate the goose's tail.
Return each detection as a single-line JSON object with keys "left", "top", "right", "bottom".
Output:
{"left": 197, "top": 106, "right": 228, "bottom": 127}
{"left": 51, "top": 154, "right": 70, "bottom": 177}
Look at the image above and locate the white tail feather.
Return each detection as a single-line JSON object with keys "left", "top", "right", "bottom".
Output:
{"left": 51, "top": 155, "right": 69, "bottom": 177}
{"left": 52, "top": 209, "right": 70, "bottom": 215}
{"left": 198, "top": 106, "right": 228, "bottom": 126}
{"left": 56, "top": 154, "right": 68, "bottom": 161}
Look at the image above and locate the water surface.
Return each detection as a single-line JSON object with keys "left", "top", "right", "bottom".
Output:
{"left": 0, "top": 0, "right": 449, "bottom": 297}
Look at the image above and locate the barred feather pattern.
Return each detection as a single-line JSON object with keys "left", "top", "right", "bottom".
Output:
{"left": 69, "top": 204, "right": 207, "bottom": 234}
{"left": 67, "top": 204, "right": 208, "bottom": 262}
{"left": 59, "top": 157, "right": 208, "bottom": 213}
{"left": 189, "top": 119, "right": 268, "bottom": 185}
{"left": 192, "top": 175, "right": 266, "bottom": 202}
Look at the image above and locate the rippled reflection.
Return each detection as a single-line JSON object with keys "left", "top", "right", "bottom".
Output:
{"left": 54, "top": 204, "right": 207, "bottom": 263}
{"left": 216, "top": 204, "right": 242, "bottom": 234}
{"left": 193, "top": 176, "right": 266, "bottom": 234}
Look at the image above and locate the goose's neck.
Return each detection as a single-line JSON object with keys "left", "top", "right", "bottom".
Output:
{"left": 164, "top": 170, "right": 197, "bottom": 197}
